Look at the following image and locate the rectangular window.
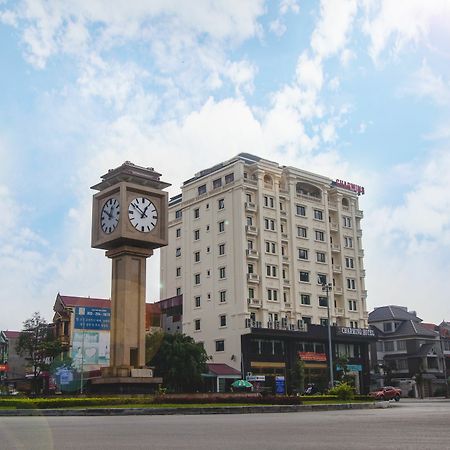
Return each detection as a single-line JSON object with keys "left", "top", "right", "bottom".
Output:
{"left": 383, "top": 322, "right": 393, "bottom": 332}
{"left": 316, "top": 252, "right": 326, "bottom": 263}
{"left": 347, "top": 278, "right": 356, "bottom": 290}
{"left": 384, "top": 341, "right": 394, "bottom": 352}
{"left": 213, "top": 178, "right": 222, "bottom": 189}
{"left": 247, "top": 240, "right": 253, "bottom": 250}
{"left": 343, "top": 216, "right": 352, "bottom": 228}
{"left": 265, "top": 241, "right": 277, "bottom": 254}
{"left": 248, "top": 287, "right": 254, "bottom": 299}
{"left": 218, "top": 198, "right": 225, "bottom": 210}
{"left": 264, "top": 196, "right": 275, "bottom": 208}
{"left": 175, "top": 209, "right": 182, "bottom": 219}
{"left": 296, "top": 205, "right": 306, "bottom": 216}
{"left": 345, "top": 257, "right": 354, "bottom": 269}
{"left": 195, "top": 296, "right": 201, "bottom": 308}
{"left": 219, "top": 290, "right": 227, "bottom": 302}
{"left": 350, "top": 320, "right": 358, "bottom": 328}
{"left": 194, "top": 319, "right": 201, "bottom": 331}
{"left": 320, "top": 318, "right": 328, "bottom": 326}
{"left": 176, "top": 287, "right": 182, "bottom": 296}
{"left": 297, "top": 226, "right": 307, "bottom": 238}
{"left": 215, "top": 340, "right": 225, "bottom": 352}
{"left": 300, "top": 294, "right": 311, "bottom": 305}
{"left": 225, "top": 173, "right": 234, "bottom": 184}
{"left": 176, "top": 267, "right": 181, "bottom": 277}
{"left": 219, "top": 315, "right": 227, "bottom": 327}
{"left": 219, "top": 243, "right": 225, "bottom": 255}
{"left": 299, "top": 271, "right": 310, "bottom": 282}
{"left": 317, "top": 273, "right": 327, "bottom": 285}
{"left": 194, "top": 208, "right": 200, "bottom": 219}
{"left": 302, "top": 316, "right": 312, "bottom": 325}
{"left": 219, "top": 267, "right": 226, "bottom": 279}
{"left": 176, "top": 228, "right": 181, "bottom": 238}
{"left": 194, "top": 251, "right": 200, "bottom": 262}
{"left": 194, "top": 273, "right": 201, "bottom": 285}
{"left": 218, "top": 221, "right": 225, "bottom": 232}
{"left": 344, "top": 236, "right": 353, "bottom": 248}
{"left": 194, "top": 229, "right": 200, "bottom": 240}
{"left": 248, "top": 263, "right": 254, "bottom": 274}
{"left": 266, "top": 265, "right": 277, "bottom": 277}
{"left": 298, "top": 248, "right": 308, "bottom": 260}
{"left": 246, "top": 193, "right": 252, "bottom": 203}
{"left": 315, "top": 230, "right": 325, "bottom": 241}
{"left": 264, "top": 218, "right": 276, "bottom": 231}
{"left": 176, "top": 247, "right": 181, "bottom": 257}
{"left": 397, "top": 340, "right": 406, "bottom": 351}
{"left": 246, "top": 216, "right": 253, "bottom": 226}
{"left": 314, "top": 209, "right": 323, "bottom": 220}
{"left": 198, "top": 184, "right": 207, "bottom": 195}
{"left": 348, "top": 300, "right": 357, "bottom": 311}
{"left": 319, "top": 296, "right": 328, "bottom": 307}
{"left": 267, "top": 289, "right": 278, "bottom": 301}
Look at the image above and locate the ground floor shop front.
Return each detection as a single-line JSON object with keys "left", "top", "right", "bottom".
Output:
{"left": 241, "top": 324, "right": 375, "bottom": 394}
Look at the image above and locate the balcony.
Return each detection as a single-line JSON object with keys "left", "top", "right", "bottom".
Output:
{"left": 282, "top": 255, "right": 289, "bottom": 262}
{"left": 245, "top": 319, "right": 262, "bottom": 328}
{"left": 280, "top": 210, "right": 287, "bottom": 216}
{"left": 283, "top": 279, "right": 290, "bottom": 286}
{"left": 360, "top": 269, "right": 366, "bottom": 277}
{"left": 247, "top": 273, "right": 260, "bottom": 283}
{"left": 334, "top": 287, "right": 343, "bottom": 295}
{"left": 330, "top": 222, "right": 338, "bottom": 232}
{"left": 331, "top": 244, "right": 341, "bottom": 252}
{"left": 281, "top": 233, "right": 288, "bottom": 241}
{"left": 284, "top": 302, "right": 292, "bottom": 309}
{"left": 247, "top": 298, "right": 261, "bottom": 308}
{"left": 335, "top": 307, "right": 345, "bottom": 317}
{"left": 362, "top": 290, "right": 368, "bottom": 297}
{"left": 332, "top": 264, "right": 342, "bottom": 273}
{"left": 356, "top": 229, "right": 363, "bottom": 237}
{"left": 355, "top": 209, "right": 364, "bottom": 218}
{"left": 358, "top": 249, "right": 365, "bottom": 257}
{"left": 245, "top": 225, "right": 258, "bottom": 236}
{"left": 246, "top": 249, "right": 259, "bottom": 259}
{"left": 245, "top": 202, "right": 257, "bottom": 212}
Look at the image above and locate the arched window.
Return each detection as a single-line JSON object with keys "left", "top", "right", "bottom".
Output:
{"left": 342, "top": 198, "right": 350, "bottom": 207}
{"left": 264, "top": 174, "right": 274, "bottom": 187}
{"left": 296, "top": 182, "right": 321, "bottom": 199}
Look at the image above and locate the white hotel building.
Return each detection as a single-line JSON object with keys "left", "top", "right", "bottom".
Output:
{"left": 160, "top": 153, "right": 371, "bottom": 391}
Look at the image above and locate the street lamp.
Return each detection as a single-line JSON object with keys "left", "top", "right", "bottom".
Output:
{"left": 321, "top": 281, "right": 334, "bottom": 389}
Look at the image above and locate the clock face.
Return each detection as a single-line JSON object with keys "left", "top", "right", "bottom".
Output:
{"left": 128, "top": 197, "right": 158, "bottom": 233}
{"left": 101, "top": 198, "right": 120, "bottom": 234}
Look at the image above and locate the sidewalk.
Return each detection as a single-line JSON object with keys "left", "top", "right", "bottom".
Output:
{"left": 0, "top": 402, "right": 380, "bottom": 417}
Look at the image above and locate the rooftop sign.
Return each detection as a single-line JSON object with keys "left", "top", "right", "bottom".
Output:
{"left": 336, "top": 327, "right": 375, "bottom": 338}
{"left": 333, "top": 179, "right": 365, "bottom": 196}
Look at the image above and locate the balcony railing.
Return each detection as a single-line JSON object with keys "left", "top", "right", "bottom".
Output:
{"left": 247, "top": 273, "right": 260, "bottom": 283}
{"left": 245, "top": 225, "right": 258, "bottom": 235}
{"left": 331, "top": 244, "right": 341, "bottom": 252}
{"left": 245, "top": 202, "right": 257, "bottom": 212}
{"left": 332, "top": 264, "right": 342, "bottom": 273}
{"left": 246, "top": 249, "right": 259, "bottom": 259}
{"left": 247, "top": 298, "right": 261, "bottom": 308}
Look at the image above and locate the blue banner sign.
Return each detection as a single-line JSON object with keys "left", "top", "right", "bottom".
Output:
{"left": 74, "top": 307, "right": 110, "bottom": 331}
{"left": 275, "top": 376, "right": 285, "bottom": 395}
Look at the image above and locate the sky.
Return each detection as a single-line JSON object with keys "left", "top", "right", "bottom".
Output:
{"left": 1, "top": 0, "right": 450, "bottom": 331}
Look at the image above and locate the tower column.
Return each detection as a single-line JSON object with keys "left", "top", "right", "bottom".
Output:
{"left": 106, "top": 245, "right": 153, "bottom": 373}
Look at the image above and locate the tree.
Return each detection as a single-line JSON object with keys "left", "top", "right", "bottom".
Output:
{"left": 16, "top": 312, "right": 62, "bottom": 395}
{"left": 146, "top": 332, "right": 208, "bottom": 392}
{"left": 290, "top": 359, "right": 306, "bottom": 394}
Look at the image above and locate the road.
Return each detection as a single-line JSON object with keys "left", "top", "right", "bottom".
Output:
{"left": 1, "top": 401, "right": 450, "bottom": 450}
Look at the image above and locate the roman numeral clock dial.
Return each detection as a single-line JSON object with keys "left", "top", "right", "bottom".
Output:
{"left": 100, "top": 198, "right": 120, "bottom": 234}
{"left": 128, "top": 197, "right": 158, "bottom": 233}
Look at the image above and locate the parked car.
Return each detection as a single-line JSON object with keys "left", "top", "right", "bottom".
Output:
{"left": 369, "top": 386, "right": 402, "bottom": 401}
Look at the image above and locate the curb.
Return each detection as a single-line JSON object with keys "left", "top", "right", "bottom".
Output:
{"left": 0, "top": 403, "right": 378, "bottom": 417}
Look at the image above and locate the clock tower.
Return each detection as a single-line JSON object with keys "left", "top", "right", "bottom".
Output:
{"left": 91, "top": 161, "right": 170, "bottom": 380}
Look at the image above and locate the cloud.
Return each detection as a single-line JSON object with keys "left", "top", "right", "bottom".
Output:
{"left": 311, "top": 0, "right": 357, "bottom": 60}
{"left": 402, "top": 60, "right": 450, "bottom": 106}
{"left": 363, "top": 0, "right": 450, "bottom": 63}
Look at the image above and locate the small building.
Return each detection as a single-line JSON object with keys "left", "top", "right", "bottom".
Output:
{"left": 156, "top": 295, "right": 183, "bottom": 334}
{"left": 52, "top": 293, "right": 162, "bottom": 373}
{"left": 369, "top": 305, "right": 446, "bottom": 397}
{"left": 0, "top": 330, "right": 28, "bottom": 384}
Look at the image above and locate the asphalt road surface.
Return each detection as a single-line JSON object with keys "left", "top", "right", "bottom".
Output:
{"left": 1, "top": 400, "right": 450, "bottom": 450}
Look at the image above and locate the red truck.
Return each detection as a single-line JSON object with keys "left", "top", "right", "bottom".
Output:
{"left": 369, "top": 386, "right": 402, "bottom": 401}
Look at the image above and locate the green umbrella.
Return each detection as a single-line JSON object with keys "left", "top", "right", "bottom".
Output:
{"left": 231, "top": 379, "right": 253, "bottom": 389}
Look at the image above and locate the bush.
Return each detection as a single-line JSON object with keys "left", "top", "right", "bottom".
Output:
{"left": 327, "top": 383, "right": 355, "bottom": 401}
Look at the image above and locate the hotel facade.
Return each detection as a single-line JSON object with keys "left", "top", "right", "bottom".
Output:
{"left": 160, "top": 153, "right": 373, "bottom": 392}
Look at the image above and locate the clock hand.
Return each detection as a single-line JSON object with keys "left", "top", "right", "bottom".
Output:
{"left": 131, "top": 202, "right": 146, "bottom": 216}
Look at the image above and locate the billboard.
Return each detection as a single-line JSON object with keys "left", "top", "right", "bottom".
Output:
{"left": 72, "top": 306, "right": 110, "bottom": 369}
{"left": 74, "top": 306, "right": 110, "bottom": 331}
